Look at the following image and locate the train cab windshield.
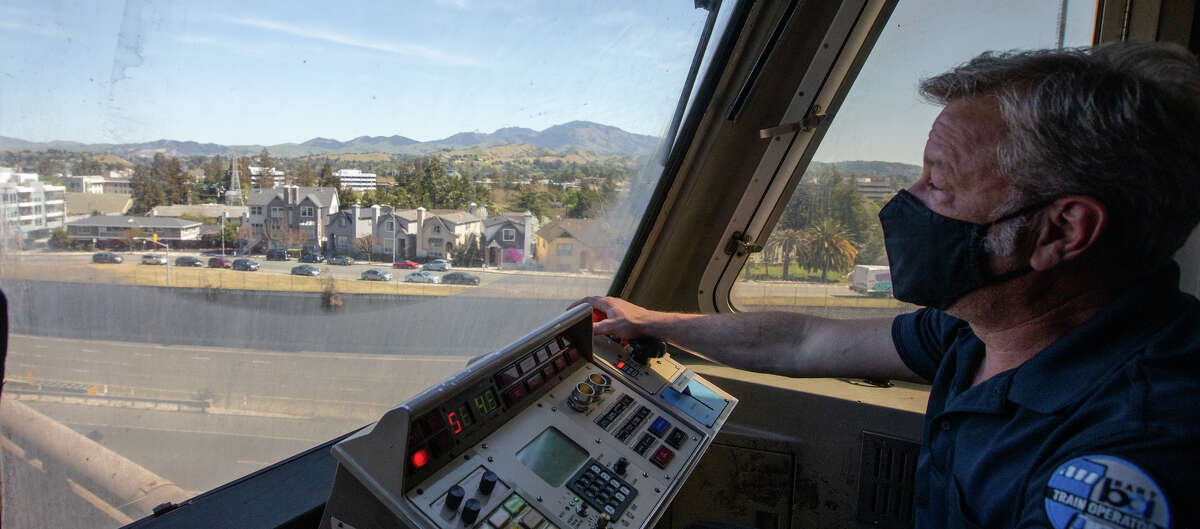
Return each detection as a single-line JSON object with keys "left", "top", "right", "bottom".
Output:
{"left": 1, "top": 1, "right": 1198, "bottom": 529}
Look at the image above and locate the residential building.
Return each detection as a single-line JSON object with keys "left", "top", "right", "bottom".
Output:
{"left": 245, "top": 186, "right": 338, "bottom": 251}
{"left": 420, "top": 208, "right": 485, "bottom": 259}
{"left": 326, "top": 203, "right": 491, "bottom": 261}
{"left": 0, "top": 167, "right": 39, "bottom": 185}
{"left": 327, "top": 204, "right": 380, "bottom": 256}
{"left": 248, "top": 166, "right": 286, "bottom": 188}
{"left": 66, "top": 216, "right": 201, "bottom": 247}
{"left": 0, "top": 173, "right": 66, "bottom": 240}
{"left": 63, "top": 175, "right": 105, "bottom": 194}
{"left": 483, "top": 211, "right": 537, "bottom": 266}
{"left": 333, "top": 169, "right": 378, "bottom": 192}
{"left": 535, "top": 218, "right": 616, "bottom": 272}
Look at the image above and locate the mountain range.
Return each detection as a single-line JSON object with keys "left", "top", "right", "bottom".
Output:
{"left": 0, "top": 121, "right": 660, "bottom": 159}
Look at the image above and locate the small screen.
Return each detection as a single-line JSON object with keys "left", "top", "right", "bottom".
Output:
{"left": 474, "top": 389, "right": 500, "bottom": 416}
{"left": 516, "top": 427, "right": 589, "bottom": 487}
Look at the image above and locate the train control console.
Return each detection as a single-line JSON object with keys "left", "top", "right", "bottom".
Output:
{"left": 319, "top": 304, "right": 737, "bottom": 529}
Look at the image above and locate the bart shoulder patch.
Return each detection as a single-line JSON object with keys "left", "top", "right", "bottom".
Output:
{"left": 1044, "top": 455, "right": 1170, "bottom": 529}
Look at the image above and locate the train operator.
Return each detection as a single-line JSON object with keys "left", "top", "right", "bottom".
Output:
{"left": 579, "top": 42, "right": 1200, "bottom": 529}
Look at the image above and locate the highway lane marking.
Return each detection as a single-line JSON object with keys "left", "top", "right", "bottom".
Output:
{"left": 251, "top": 360, "right": 270, "bottom": 365}
{"left": 72, "top": 368, "right": 89, "bottom": 374}
{"left": 59, "top": 421, "right": 328, "bottom": 443}
{"left": 81, "top": 348, "right": 98, "bottom": 353}
{"left": 191, "top": 356, "right": 211, "bottom": 361}
{"left": 236, "top": 460, "right": 272, "bottom": 466}
{"left": 134, "top": 352, "right": 152, "bottom": 357}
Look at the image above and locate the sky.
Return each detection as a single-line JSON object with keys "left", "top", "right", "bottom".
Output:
{"left": 1, "top": 0, "right": 1096, "bottom": 164}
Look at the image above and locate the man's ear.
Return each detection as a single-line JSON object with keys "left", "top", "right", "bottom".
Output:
{"left": 1029, "top": 196, "right": 1107, "bottom": 271}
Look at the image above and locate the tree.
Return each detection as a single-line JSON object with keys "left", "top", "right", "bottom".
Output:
{"left": 256, "top": 149, "right": 275, "bottom": 189}
{"left": 48, "top": 228, "right": 72, "bottom": 249}
{"left": 317, "top": 162, "right": 337, "bottom": 187}
{"left": 36, "top": 157, "right": 61, "bottom": 183}
{"left": 514, "top": 189, "right": 552, "bottom": 219}
{"left": 130, "top": 164, "right": 166, "bottom": 213}
{"left": 117, "top": 228, "right": 145, "bottom": 251}
{"left": 338, "top": 188, "right": 359, "bottom": 210}
{"left": 799, "top": 218, "right": 858, "bottom": 282}
{"left": 236, "top": 156, "right": 253, "bottom": 190}
{"left": 766, "top": 228, "right": 805, "bottom": 280}
{"left": 564, "top": 184, "right": 611, "bottom": 218}
{"left": 202, "top": 155, "right": 225, "bottom": 185}
{"left": 354, "top": 234, "right": 379, "bottom": 259}
{"left": 154, "top": 153, "right": 189, "bottom": 204}
{"left": 72, "top": 157, "right": 104, "bottom": 176}
{"left": 295, "top": 161, "right": 317, "bottom": 186}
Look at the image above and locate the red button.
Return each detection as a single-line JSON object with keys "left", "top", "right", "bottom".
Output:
{"left": 506, "top": 386, "right": 528, "bottom": 404}
{"left": 651, "top": 445, "right": 674, "bottom": 468}
{"left": 554, "top": 357, "right": 567, "bottom": 370}
{"left": 410, "top": 448, "right": 430, "bottom": 469}
{"left": 525, "top": 374, "right": 544, "bottom": 391}
{"left": 566, "top": 348, "right": 580, "bottom": 362}
{"left": 497, "top": 366, "right": 521, "bottom": 387}
{"left": 542, "top": 365, "right": 556, "bottom": 378}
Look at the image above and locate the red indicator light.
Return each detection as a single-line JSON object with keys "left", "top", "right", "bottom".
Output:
{"left": 448, "top": 412, "right": 462, "bottom": 434}
{"left": 617, "top": 361, "right": 626, "bottom": 369}
{"left": 410, "top": 448, "right": 430, "bottom": 469}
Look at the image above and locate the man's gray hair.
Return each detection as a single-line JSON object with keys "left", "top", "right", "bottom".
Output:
{"left": 920, "top": 42, "right": 1200, "bottom": 267}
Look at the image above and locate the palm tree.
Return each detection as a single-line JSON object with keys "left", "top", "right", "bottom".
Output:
{"left": 767, "top": 229, "right": 804, "bottom": 280}
{"left": 800, "top": 218, "right": 858, "bottom": 282}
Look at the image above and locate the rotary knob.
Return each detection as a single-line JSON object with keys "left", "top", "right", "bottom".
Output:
{"left": 462, "top": 498, "right": 481, "bottom": 524}
{"left": 480, "top": 470, "right": 498, "bottom": 495}
{"left": 445, "top": 485, "right": 465, "bottom": 510}
{"left": 613, "top": 457, "right": 629, "bottom": 476}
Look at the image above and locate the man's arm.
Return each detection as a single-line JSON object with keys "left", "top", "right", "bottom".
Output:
{"left": 577, "top": 296, "right": 927, "bottom": 383}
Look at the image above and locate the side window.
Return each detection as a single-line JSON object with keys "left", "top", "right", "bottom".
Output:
{"left": 731, "top": 1, "right": 1097, "bottom": 317}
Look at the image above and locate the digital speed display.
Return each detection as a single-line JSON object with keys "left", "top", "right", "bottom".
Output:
{"left": 473, "top": 389, "right": 500, "bottom": 417}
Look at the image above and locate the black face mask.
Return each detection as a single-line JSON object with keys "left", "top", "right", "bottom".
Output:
{"left": 878, "top": 190, "right": 1047, "bottom": 310}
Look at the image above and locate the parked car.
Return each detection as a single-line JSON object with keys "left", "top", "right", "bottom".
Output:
{"left": 423, "top": 260, "right": 450, "bottom": 272}
{"left": 92, "top": 252, "right": 123, "bottom": 264}
{"left": 231, "top": 258, "right": 260, "bottom": 271}
{"left": 266, "top": 249, "right": 289, "bottom": 261}
{"left": 328, "top": 255, "right": 355, "bottom": 266}
{"left": 404, "top": 271, "right": 440, "bottom": 284}
{"left": 141, "top": 254, "right": 167, "bottom": 265}
{"left": 393, "top": 260, "right": 420, "bottom": 269}
{"left": 208, "top": 257, "right": 233, "bottom": 268}
{"left": 175, "top": 255, "right": 204, "bottom": 267}
{"left": 298, "top": 254, "right": 325, "bottom": 263}
{"left": 361, "top": 269, "right": 393, "bottom": 281}
{"left": 441, "top": 272, "right": 481, "bottom": 285}
{"left": 291, "top": 264, "right": 321, "bottom": 277}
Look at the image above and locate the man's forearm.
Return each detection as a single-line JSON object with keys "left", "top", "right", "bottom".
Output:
{"left": 642, "top": 311, "right": 919, "bottom": 382}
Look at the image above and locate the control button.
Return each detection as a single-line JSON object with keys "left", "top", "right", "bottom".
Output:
{"left": 488, "top": 508, "right": 511, "bottom": 527}
{"left": 526, "top": 374, "right": 544, "bottom": 391}
{"left": 599, "top": 471, "right": 610, "bottom": 481}
{"left": 542, "top": 365, "right": 556, "bottom": 378}
{"left": 614, "top": 492, "right": 627, "bottom": 502}
{"left": 648, "top": 417, "right": 670, "bottom": 437}
{"left": 589, "top": 464, "right": 601, "bottom": 473}
{"left": 480, "top": 470, "right": 499, "bottom": 495}
{"left": 619, "top": 486, "right": 630, "bottom": 496}
{"left": 650, "top": 445, "right": 674, "bottom": 469}
{"left": 566, "top": 348, "right": 581, "bottom": 363}
{"left": 410, "top": 447, "right": 431, "bottom": 469}
{"left": 518, "top": 355, "right": 537, "bottom": 374}
{"left": 608, "top": 478, "right": 620, "bottom": 488}
{"left": 666, "top": 428, "right": 687, "bottom": 449}
{"left": 503, "top": 494, "right": 526, "bottom": 515}
{"left": 462, "top": 498, "right": 481, "bottom": 524}
{"left": 587, "top": 373, "right": 611, "bottom": 393}
{"left": 603, "top": 505, "right": 616, "bottom": 516}
{"left": 506, "top": 386, "right": 528, "bottom": 404}
{"left": 554, "top": 356, "right": 568, "bottom": 370}
{"left": 519, "top": 508, "right": 545, "bottom": 529}
{"left": 445, "top": 485, "right": 465, "bottom": 510}
{"left": 497, "top": 366, "right": 521, "bottom": 387}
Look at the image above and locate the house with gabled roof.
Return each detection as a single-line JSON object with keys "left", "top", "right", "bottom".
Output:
{"left": 535, "top": 218, "right": 617, "bottom": 272}
{"left": 483, "top": 211, "right": 537, "bottom": 267}
{"left": 246, "top": 186, "right": 338, "bottom": 252}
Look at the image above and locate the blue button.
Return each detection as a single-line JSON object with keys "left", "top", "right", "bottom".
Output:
{"left": 648, "top": 417, "right": 670, "bottom": 437}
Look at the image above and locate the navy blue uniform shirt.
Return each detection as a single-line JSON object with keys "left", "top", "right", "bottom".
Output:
{"left": 892, "top": 263, "right": 1199, "bottom": 529}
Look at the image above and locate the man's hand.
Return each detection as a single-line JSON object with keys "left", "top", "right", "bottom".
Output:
{"left": 570, "top": 296, "right": 668, "bottom": 340}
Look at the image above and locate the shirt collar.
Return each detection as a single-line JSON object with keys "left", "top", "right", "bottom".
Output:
{"left": 1006, "top": 262, "right": 1190, "bottom": 414}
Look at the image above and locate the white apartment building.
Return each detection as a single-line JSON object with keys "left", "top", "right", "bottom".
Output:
{"left": 333, "top": 169, "right": 378, "bottom": 192}
{"left": 0, "top": 170, "right": 66, "bottom": 240}
{"left": 248, "top": 166, "right": 287, "bottom": 188}
{"left": 62, "top": 174, "right": 133, "bottom": 194}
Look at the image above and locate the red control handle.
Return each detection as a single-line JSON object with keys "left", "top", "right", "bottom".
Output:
{"left": 592, "top": 309, "right": 607, "bottom": 323}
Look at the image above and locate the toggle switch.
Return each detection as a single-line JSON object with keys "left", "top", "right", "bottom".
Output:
{"left": 480, "top": 470, "right": 498, "bottom": 495}
{"left": 613, "top": 457, "right": 629, "bottom": 476}
{"left": 445, "top": 485, "right": 465, "bottom": 510}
